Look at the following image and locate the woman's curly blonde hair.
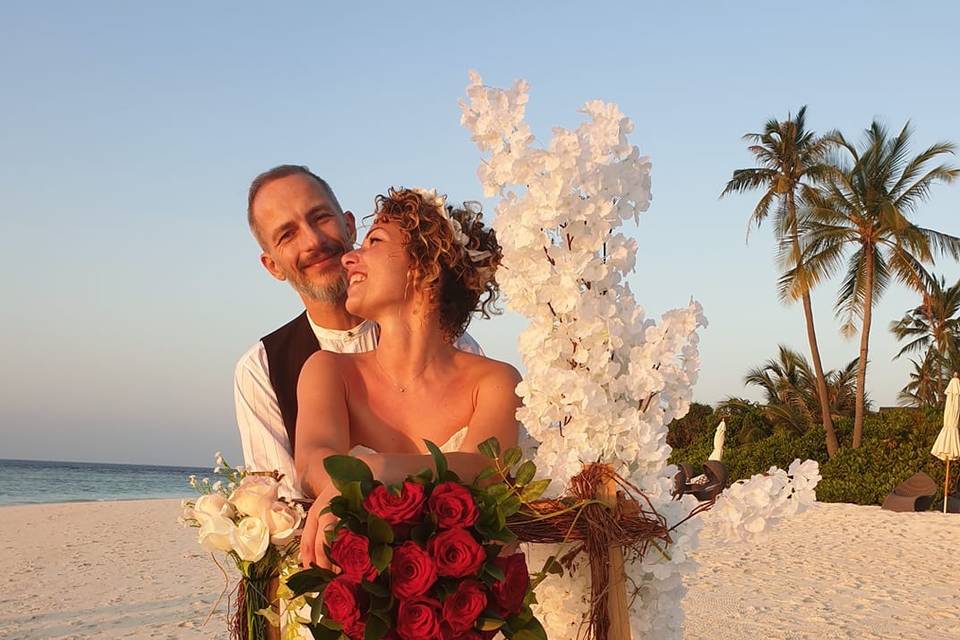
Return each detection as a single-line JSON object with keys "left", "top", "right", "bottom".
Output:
{"left": 372, "top": 187, "right": 502, "bottom": 343}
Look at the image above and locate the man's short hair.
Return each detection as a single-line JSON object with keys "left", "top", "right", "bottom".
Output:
{"left": 247, "top": 165, "right": 343, "bottom": 243}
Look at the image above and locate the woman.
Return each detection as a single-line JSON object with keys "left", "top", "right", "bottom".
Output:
{"left": 295, "top": 187, "right": 521, "bottom": 568}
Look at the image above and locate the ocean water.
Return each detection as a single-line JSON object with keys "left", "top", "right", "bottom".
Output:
{"left": 0, "top": 458, "right": 211, "bottom": 506}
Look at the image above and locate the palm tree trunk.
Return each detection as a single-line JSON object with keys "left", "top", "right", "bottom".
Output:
{"left": 788, "top": 192, "right": 839, "bottom": 457}
{"left": 853, "top": 245, "right": 875, "bottom": 449}
{"left": 800, "top": 291, "right": 840, "bottom": 456}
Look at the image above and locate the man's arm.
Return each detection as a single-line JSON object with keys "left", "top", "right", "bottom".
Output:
{"left": 233, "top": 343, "right": 301, "bottom": 498}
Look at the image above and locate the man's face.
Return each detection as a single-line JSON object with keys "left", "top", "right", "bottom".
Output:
{"left": 251, "top": 174, "right": 356, "bottom": 303}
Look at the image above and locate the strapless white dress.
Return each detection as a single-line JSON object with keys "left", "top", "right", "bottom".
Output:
{"left": 348, "top": 426, "right": 469, "bottom": 457}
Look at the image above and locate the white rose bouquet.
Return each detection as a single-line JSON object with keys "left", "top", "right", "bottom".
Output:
{"left": 180, "top": 454, "right": 305, "bottom": 640}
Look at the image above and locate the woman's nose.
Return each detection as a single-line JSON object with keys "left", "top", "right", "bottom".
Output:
{"left": 341, "top": 248, "right": 359, "bottom": 269}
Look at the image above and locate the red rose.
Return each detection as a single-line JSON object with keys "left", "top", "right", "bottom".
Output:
{"left": 448, "top": 632, "right": 485, "bottom": 640}
{"left": 390, "top": 541, "right": 437, "bottom": 599}
{"left": 491, "top": 553, "right": 530, "bottom": 615}
{"left": 441, "top": 580, "right": 487, "bottom": 633}
{"left": 364, "top": 482, "right": 426, "bottom": 525}
{"left": 428, "top": 482, "right": 479, "bottom": 529}
{"left": 396, "top": 596, "right": 441, "bottom": 640}
{"left": 343, "top": 617, "right": 365, "bottom": 640}
{"left": 322, "top": 576, "right": 361, "bottom": 627}
{"left": 330, "top": 529, "right": 378, "bottom": 582}
{"left": 427, "top": 528, "right": 486, "bottom": 578}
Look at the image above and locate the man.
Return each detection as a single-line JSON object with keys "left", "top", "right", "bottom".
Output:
{"left": 234, "top": 165, "right": 480, "bottom": 497}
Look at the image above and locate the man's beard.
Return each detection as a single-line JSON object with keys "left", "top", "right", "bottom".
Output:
{"left": 290, "top": 270, "right": 348, "bottom": 303}
{"left": 287, "top": 242, "right": 349, "bottom": 303}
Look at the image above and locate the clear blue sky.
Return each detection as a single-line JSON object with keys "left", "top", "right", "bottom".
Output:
{"left": 2, "top": 2, "right": 959, "bottom": 466}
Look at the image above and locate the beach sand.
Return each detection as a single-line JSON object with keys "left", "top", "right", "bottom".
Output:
{"left": 1, "top": 499, "right": 957, "bottom": 639}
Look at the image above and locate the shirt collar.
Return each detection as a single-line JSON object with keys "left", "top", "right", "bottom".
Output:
{"left": 306, "top": 313, "right": 376, "bottom": 342}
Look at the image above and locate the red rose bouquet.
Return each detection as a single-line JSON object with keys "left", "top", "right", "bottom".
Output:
{"left": 287, "top": 439, "right": 550, "bottom": 640}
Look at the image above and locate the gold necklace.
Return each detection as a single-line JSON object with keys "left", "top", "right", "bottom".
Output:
{"left": 374, "top": 352, "right": 435, "bottom": 393}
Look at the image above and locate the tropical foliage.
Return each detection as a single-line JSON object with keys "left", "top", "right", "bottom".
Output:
{"left": 722, "top": 106, "right": 840, "bottom": 457}
{"left": 718, "top": 346, "right": 863, "bottom": 438}
{"left": 891, "top": 274, "right": 960, "bottom": 406}
{"left": 782, "top": 121, "right": 960, "bottom": 447}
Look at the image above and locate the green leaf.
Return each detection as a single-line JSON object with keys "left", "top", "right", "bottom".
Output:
{"left": 475, "top": 466, "right": 498, "bottom": 483}
{"left": 309, "top": 595, "right": 323, "bottom": 625}
{"left": 411, "top": 521, "right": 436, "bottom": 547}
{"left": 515, "top": 460, "right": 536, "bottom": 485}
{"left": 411, "top": 467, "right": 434, "bottom": 484}
{"left": 286, "top": 567, "right": 336, "bottom": 595}
{"left": 478, "top": 616, "right": 506, "bottom": 631}
{"left": 541, "top": 555, "right": 563, "bottom": 576}
{"left": 370, "top": 544, "right": 393, "bottom": 571}
{"left": 361, "top": 580, "right": 389, "bottom": 598}
{"left": 502, "top": 447, "right": 522, "bottom": 468}
{"left": 487, "top": 483, "right": 511, "bottom": 501}
{"left": 478, "top": 437, "right": 501, "bottom": 459}
{"left": 512, "top": 617, "right": 547, "bottom": 640}
{"left": 425, "top": 439, "right": 448, "bottom": 480}
{"left": 323, "top": 455, "right": 374, "bottom": 492}
{"left": 484, "top": 562, "right": 506, "bottom": 581}
{"left": 500, "top": 495, "right": 522, "bottom": 517}
{"left": 319, "top": 616, "right": 343, "bottom": 630}
{"left": 308, "top": 624, "right": 343, "bottom": 640}
{"left": 364, "top": 613, "right": 390, "bottom": 640}
{"left": 342, "top": 481, "right": 363, "bottom": 512}
{"left": 520, "top": 478, "right": 551, "bottom": 502}
{"left": 367, "top": 515, "right": 394, "bottom": 545}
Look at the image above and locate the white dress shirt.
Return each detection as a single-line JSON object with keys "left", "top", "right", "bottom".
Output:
{"left": 234, "top": 315, "right": 482, "bottom": 498}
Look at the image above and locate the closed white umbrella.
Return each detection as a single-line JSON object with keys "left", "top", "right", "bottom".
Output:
{"left": 708, "top": 420, "right": 727, "bottom": 462}
{"left": 933, "top": 374, "right": 960, "bottom": 512}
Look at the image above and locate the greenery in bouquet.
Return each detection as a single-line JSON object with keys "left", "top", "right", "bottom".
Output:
{"left": 180, "top": 454, "right": 306, "bottom": 639}
{"left": 288, "top": 438, "right": 553, "bottom": 640}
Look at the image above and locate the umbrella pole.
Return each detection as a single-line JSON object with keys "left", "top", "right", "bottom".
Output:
{"left": 945, "top": 460, "right": 952, "bottom": 514}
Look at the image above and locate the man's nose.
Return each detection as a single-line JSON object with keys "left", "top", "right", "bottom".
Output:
{"left": 300, "top": 224, "right": 326, "bottom": 251}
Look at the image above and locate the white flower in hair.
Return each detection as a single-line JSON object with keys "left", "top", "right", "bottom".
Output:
{"left": 412, "top": 187, "right": 492, "bottom": 263}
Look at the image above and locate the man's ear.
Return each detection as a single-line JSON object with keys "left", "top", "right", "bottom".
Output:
{"left": 343, "top": 210, "right": 357, "bottom": 246}
{"left": 260, "top": 252, "right": 287, "bottom": 282}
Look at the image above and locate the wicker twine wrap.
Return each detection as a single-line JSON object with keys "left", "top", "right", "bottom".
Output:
{"left": 506, "top": 463, "right": 714, "bottom": 640}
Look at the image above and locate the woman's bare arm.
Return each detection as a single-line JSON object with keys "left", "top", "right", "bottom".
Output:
{"left": 294, "top": 351, "right": 352, "bottom": 499}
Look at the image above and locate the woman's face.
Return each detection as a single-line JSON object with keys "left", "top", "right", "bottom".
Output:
{"left": 341, "top": 219, "right": 414, "bottom": 319}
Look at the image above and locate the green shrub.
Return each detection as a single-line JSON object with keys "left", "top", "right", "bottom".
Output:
{"left": 666, "top": 402, "right": 715, "bottom": 449}
{"left": 670, "top": 407, "right": 954, "bottom": 507}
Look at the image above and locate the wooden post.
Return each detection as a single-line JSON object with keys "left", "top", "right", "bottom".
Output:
{"left": 598, "top": 471, "right": 632, "bottom": 640}
{"left": 266, "top": 576, "right": 281, "bottom": 640}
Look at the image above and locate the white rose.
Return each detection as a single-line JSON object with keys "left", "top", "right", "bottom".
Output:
{"left": 196, "top": 511, "right": 236, "bottom": 553}
{"left": 230, "top": 516, "right": 270, "bottom": 562}
{"left": 194, "top": 493, "right": 234, "bottom": 519}
{"left": 264, "top": 501, "right": 302, "bottom": 545}
{"left": 229, "top": 476, "right": 279, "bottom": 520}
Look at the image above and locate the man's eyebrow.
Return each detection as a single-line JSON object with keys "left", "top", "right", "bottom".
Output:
{"left": 306, "top": 204, "right": 334, "bottom": 217}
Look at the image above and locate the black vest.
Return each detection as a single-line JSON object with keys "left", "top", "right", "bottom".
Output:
{"left": 261, "top": 312, "right": 320, "bottom": 454}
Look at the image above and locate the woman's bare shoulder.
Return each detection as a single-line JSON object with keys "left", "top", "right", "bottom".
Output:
{"left": 455, "top": 351, "right": 522, "bottom": 388}
{"left": 300, "top": 350, "right": 363, "bottom": 384}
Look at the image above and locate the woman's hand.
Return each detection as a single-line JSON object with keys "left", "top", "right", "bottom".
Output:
{"left": 299, "top": 486, "right": 340, "bottom": 569}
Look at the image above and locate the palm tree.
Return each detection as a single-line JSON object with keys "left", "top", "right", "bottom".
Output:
{"left": 722, "top": 107, "right": 841, "bottom": 457}
{"left": 890, "top": 274, "right": 960, "bottom": 389}
{"left": 898, "top": 351, "right": 942, "bottom": 408}
{"left": 787, "top": 121, "right": 960, "bottom": 447}
{"left": 723, "top": 345, "right": 863, "bottom": 437}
